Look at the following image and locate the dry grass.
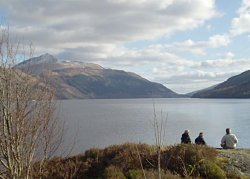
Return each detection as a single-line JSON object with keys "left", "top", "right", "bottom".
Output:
{"left": 35, "top": 143, "right": 234, "bottom": 179}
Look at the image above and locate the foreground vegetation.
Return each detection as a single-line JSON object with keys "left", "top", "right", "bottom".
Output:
{"left": 33, "top": 143, "right": 250, "bottom": 179}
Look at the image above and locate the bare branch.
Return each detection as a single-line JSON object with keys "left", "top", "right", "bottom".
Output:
{"left": 0, "top": 25, "right": 63, "bottom": 179}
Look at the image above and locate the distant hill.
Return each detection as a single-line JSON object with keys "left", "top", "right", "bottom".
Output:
{"left": 16, "top": 54, "right": 180, "bottom": 99}
{"left": 192, "top": 70, "right": 250, "bottom": 98}
{"left": 186, "top": 84, "right": 219, "bottom": 97}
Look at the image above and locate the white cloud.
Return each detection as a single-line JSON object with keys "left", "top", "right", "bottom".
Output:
{"left": 222, "top": 52, "right": 235, "bottom": 59}
{"left": 231, "top": 0, "right": 250, "bottom": 36}
{"left": 149, "top": 34, "right": 231, "bottom": 56}
{"left": 0, "top": 0, "right": 217, "bottom": 55}
{"left": 231, "top": 14, "right": 250, "bottom": 36}
{"left": 238, "top": 0, "right": 250, "bottom": 14}
{"left": 207, "top": 34, "right": 231, "bottom": 48}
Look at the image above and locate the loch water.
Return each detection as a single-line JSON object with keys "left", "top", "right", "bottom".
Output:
{"left": 58, "top": 98, "right": 250, "bottom": 154}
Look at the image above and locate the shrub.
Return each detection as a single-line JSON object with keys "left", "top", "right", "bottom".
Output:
{"left": 198, "top": 160, "right": 226, "bottom": 179}
{"left": 84, "top": 143, "right": 155, "bottom": 177}
{"left": 161, "top": 144, "right": 218, "bottom": 177}
{"left": 84, "top": 148, "right": 103, "bottom": 162}
{"left": 128, "top": 169, "right": 143, "bottom": 179}
{"left": 34, "top": 143, "right": 228, "bottom": 178}
{"left": 103, "top": 165, "right": 126, "bottom": 179}
{"left": 101, "top": 143, "right": 154, "bottom": 172}
{"left": 37, "top": 156, "right": 85, "bottom": 179}
{"left": 127, "top": 169, "right": 190, "bottom": 179}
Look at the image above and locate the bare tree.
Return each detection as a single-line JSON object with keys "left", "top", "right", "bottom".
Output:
{"left": 153, "top": 103, "right": 168, "bottom": 179}
{"left": 135, "top": 144, "right": 146, "bottom": 179}
{"left": 0, "top": 27, "right": 63, "bottom": 178}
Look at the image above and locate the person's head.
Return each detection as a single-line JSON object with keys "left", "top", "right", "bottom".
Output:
{"left": 226, "top": 128, "right": 231, "bottom": 134}
{"left": 199, "top": 132, "right": 203, "bottom": 137}
{"left": 184, "top": 129, "right": 189, "bottom": 134}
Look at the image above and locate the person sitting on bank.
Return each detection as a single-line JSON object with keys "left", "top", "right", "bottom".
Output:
{"left": 195, "top": 132, "right": 206, "bottom": 145}
{"left": 221, "top": 128, "right": 238, "bottom": 149}
{"left": 181, "top": 129, "right": 191, "bottom": 144}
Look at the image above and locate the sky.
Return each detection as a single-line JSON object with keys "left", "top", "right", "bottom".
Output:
{"left": 1, "top": 0, "right": 250, "bottom": 94}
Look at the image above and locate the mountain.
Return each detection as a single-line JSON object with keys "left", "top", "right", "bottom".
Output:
{"left": 192, "top": 70, "right": 250, "bottom": 98}
{"left": 16, "top": 54, "right": 180, "bottom": 99}
{"left": 186, "top": 84, "right": 219, "bottom": 97}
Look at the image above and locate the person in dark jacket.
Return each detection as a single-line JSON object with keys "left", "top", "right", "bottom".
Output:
{"left": 181, "top": 129, "right": 191, "bottom": 144}
{"left": 195, "top": 132, "right": 206, "bottom": 145}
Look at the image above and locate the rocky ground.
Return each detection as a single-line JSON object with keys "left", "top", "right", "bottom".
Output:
{"left": 217, "top": 149, "right": 250, "bottom": 178}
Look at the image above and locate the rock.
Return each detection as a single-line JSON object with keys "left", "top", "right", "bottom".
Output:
{"left": 217, "top": 149, "right": 250, "bottom": 178}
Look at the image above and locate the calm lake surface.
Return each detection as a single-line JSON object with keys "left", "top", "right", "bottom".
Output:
{"left": 58, "top": 98, "right": 250, "bottom": 154}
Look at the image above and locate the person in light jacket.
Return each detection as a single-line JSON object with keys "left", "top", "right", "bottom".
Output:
{"left": 221, "top": 128, "right": 238, "bottom": 149}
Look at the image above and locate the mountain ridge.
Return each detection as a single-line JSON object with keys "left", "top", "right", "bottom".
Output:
{"left": 16, "top": 54, "right": 180, "bottom": 99}
{"left": 192, "top": 70, "right": 250, "bottom": 98}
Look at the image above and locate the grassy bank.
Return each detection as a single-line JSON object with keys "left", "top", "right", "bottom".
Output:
{"left": 35, "top": 143, "right": 250, "bottom": 179}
